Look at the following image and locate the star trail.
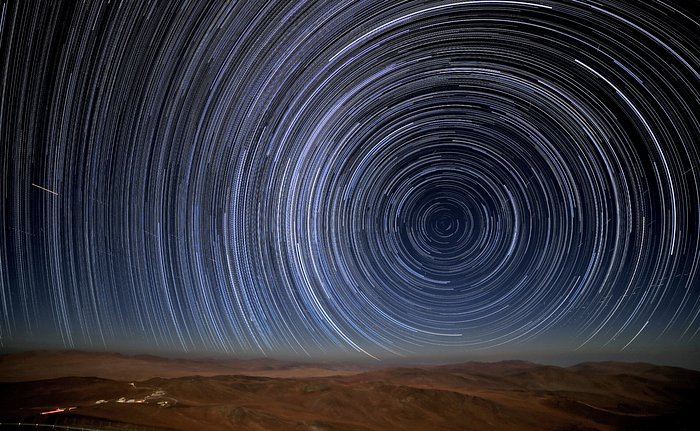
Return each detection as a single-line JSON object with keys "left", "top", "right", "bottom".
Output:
{"left": 1, "top": 0, "right": 699, "bottom": 361}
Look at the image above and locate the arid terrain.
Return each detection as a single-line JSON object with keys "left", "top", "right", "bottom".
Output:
{"left": 0, "top": 351, "right": 697, "bottom": 431}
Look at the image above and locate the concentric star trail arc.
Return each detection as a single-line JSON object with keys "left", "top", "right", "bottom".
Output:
{"left": 0, "top": 0, "right": 698, "bottom": 360}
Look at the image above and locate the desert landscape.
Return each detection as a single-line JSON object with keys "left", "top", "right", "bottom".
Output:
{"left": 1, "top": 351, "right": 698, "bottom": 431}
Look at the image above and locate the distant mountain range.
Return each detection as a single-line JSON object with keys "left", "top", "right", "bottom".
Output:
{"left": 1, "top": 351, "right": 698, "bottom": 431}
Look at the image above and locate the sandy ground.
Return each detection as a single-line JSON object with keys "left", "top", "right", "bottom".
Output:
{"left": 1, "top": 351, "right": 698, "bottom": 431}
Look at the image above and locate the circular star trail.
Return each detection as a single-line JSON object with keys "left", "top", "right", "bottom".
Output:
{"left": 1, "top": 0, "right": 699, "bottom": 359}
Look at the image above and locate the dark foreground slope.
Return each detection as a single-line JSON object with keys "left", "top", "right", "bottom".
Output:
{"left": 0, "top": 353, "right": 698, "bottom": 431}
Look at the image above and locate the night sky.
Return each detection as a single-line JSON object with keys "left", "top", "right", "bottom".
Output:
{"left": 1, "top": 0, "right": 699, "bottom": 365}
